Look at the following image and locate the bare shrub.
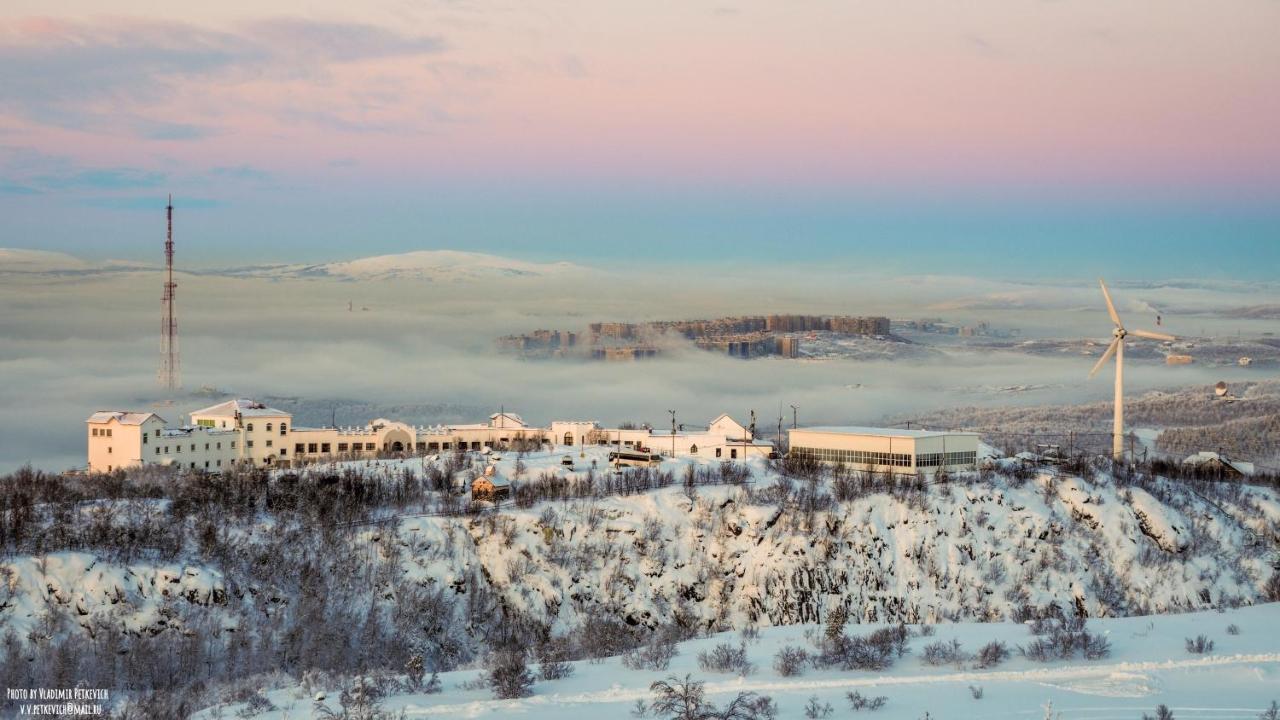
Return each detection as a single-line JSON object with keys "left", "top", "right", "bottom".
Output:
{"left": 623, "top": 637, "right": 679, "bottom": 671}
{"left": 1185, "top": 635, "right": 1215, "bottom": 654}
{"left": 486, "top": 647, "right": 534, "bottom": 700}
{"left": 804, "top": 696, "right": 834, "bottom": 718}
{"left": 697, "top": 642, "right": 755, "bottom": 676}
{"left": 920, "top": 639, "right": 965, "bottom": 667}
{"left": 772, "top": 646, "right": 810, "bottom": 677}
{"left": 968, "top": 685, "right": 984, "bottom": 699}
{"left": 974, "top": 640, "right": 1009, "bottom": 669}
{"left": 846, "top": 691, "right": 887, "bottom": 711}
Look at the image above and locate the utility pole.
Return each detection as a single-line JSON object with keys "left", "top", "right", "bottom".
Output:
{"left": 790, "top": 404, "right": 799, "bottom": 429}
{"left": 668, "top": 409, "right": 676, "bottom": 458}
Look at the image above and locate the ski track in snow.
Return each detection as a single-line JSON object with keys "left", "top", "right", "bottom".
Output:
{"left": 398, "top": 653, "right": 1280, "bottom": 716}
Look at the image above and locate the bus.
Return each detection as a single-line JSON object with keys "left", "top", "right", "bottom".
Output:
{"left": 608, "top": 450, "right": 663, "bottom": 468}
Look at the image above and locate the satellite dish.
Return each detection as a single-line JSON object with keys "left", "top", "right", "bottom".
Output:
{"left": 1214, "top": 381, "right": 1228, "bottom": 397}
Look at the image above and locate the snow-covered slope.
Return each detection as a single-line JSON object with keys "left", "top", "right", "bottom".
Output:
{"left": 203, "top": 604, "right": 1280, "bottom": 719}
{"left": 216, "top": 250, "right": 586, "bottom": 282}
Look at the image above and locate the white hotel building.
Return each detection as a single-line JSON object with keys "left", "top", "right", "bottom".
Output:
{"left": 86, "top": 399, "right": 772, "bottom": 474}
{"left": 787, "top": 426, "right": 979, "bottom": 475}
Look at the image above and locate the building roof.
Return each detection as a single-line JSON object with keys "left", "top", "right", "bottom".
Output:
{"left": 791, "top": 426, "right": 979, "bottom": 439}
{"left": 489, "top": 412, "right": 526, "bottom": 427}
{"left": 190, "top": 398, "right": 291, "bottom": 418}
{"left": 87, "top": 411, "right": 163, "bottom": 425}
{"left": 1182, "top": 451, "right": 1255, "bottom": 476}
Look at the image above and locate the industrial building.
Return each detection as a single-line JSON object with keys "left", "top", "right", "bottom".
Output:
{"left": 787, "top": 426, "right": 979, "bottom": 474}
{"left": 86, "top": 400, "right": 768, "bottom": 473}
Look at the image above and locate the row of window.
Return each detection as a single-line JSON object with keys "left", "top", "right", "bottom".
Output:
{"left": 915, "top": 451, "right": 978, "bottom": 468}
{"left": 243, "top": 422, "right": 287, "bottom": 433}
{"left": 91, "top": 428, "right": 113, "bottom": 437}
{"left": 791, "top": 446, "right": 913, "bottom": 467}
{"left": 154, "top": 440, "right": 237, "bottom": 455}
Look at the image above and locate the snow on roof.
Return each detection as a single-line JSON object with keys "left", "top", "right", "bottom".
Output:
{"left": 190, "top": 398, "right": 291, "bottom": 418}
{"left": 87, "top": 411, "right": 162, "bottom": 425}
{"left": 793, "top": 425, "right": 979, "bottom": 439}
{"left": 1182, "top": 451, "right": 1255, "bottom": 476}
{"left": 489, "top": 412, "right": 526, "bottom": 426}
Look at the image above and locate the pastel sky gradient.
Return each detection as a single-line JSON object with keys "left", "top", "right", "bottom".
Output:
{"left": 1, "top": 1, "right": 1278, "bottom": 276}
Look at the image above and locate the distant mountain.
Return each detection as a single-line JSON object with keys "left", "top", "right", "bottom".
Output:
{"left": 0, "top": 248, "right": 91, "bottom": 273}
{"left": 212, "top": 250, "right": 586, "bottom": 282}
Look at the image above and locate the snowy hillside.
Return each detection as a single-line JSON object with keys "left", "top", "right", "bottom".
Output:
{"left": 200, "top": 604, "right": 1280, "bottom": 719}
{"left": 2, "top": 450, "right": 1278, "bottom": 717}
{"left": 214, "top": 250, "right": 586, "bottom": 282}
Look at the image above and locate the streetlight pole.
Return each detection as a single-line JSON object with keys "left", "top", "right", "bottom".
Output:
{"left": 790, "top": 404, "right": 799, "bottom": 429}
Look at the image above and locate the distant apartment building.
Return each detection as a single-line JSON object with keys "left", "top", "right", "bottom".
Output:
{"left": 776, "top": 337, "right": 801, "bottom": 358}
{"left": 591, "top": 346, "right": 659, "bottom": 361}
{"left": 86, "top": 400, "right": 766, "bottom": 473}
{"left": 496, "top": 329, "right": 577, "bottom": 353}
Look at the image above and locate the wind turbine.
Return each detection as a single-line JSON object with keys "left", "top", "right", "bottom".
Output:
{"left": 1088, "top": 278, "right": 1175, "bottom": 461}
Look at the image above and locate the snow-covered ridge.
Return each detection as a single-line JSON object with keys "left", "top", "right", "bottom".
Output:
{"left": 215, "top": 250, "right": 587, "bottom": 282}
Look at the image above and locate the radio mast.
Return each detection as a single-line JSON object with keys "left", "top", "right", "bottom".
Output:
{"left": 159, "top": 194, "right": 180, "bottom": 392}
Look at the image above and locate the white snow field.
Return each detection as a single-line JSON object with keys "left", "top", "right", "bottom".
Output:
{"left": 204, "top": 604, "right": 1280, "bottom": 719}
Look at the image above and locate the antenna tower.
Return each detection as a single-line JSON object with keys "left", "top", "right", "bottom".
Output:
{"left": 159, "top": 195, "right": 180, "bottom": 391}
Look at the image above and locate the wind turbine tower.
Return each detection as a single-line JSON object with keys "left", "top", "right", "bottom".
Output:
{"left": 158, "top": 195, "right": 180, "bottom": 392}
{"left": 1089, "top": 278, "right": 1173, "bottom": 461}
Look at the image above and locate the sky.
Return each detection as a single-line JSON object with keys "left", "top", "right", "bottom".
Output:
{"left": 1, "top": 1, "right": 1278, "bottom": 277}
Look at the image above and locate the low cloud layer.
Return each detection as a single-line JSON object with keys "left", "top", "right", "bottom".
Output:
{"left": 2, "top": 252, "right": 1274, "bottom": 473}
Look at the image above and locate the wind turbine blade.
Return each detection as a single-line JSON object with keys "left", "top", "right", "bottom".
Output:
{"left": 1130, "top": 329, "right": 1175, "bottom": 342}
{"left": 1089, "top": 338, "right": 1120, "bottom": 378}
{"left": 1099, "top": 278, "right": 1122, "bottom": 327}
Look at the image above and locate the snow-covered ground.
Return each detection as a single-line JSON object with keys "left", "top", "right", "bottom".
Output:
{"left": 203, "top": 603, "right": 1280, "bottom": 719}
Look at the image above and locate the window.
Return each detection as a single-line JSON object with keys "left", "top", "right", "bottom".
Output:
{"left": 230, "top": 441, "right": 236, "bottom": 448}
{"left": 216, "top": 442, "right": 221, "bottom": 450}
{"left": 190, "top": 444, "right": 195, "bottom": 451}
{"left": 428, "top": 442, "right": 439, "bottom": 452}
{"left": 163, "top": 446, "right": 168, "bottom": 453}
{"left": 295, "top": 443, "right": 305, "bottom": 454}
{"left": 308, "top": 443, "right": 317, "bottom": 453}
{"left": 730, "top": 449, "right": 738, "bottom": 459}
{"left": 142, "top": 434, "right": 147, "bottom": 444}
{"left": 197, "top": 419, "right": 215, "bottom": 428}
{"left": 247, "top": 440, "right": 254, "bottom": 448}
{"left": 365, "top": 443, "right": 375, "bottom": 451}
{"left": 280, "top": 449, "right": 286, "bottom": 456}
{"left": 442, "top": 442, "right": 451, "bottom": 450}
{"left": 266, "top": 423, "right": 273, "bottom": 432}
{"left": 266, "top": 440, "right": 273, "bottom": 448}
{"left": 155, "top": 447, "right": 160, "bottom": 455}
{"left": 205, "top": 461, "right": 209, "bottom": 468}
{"left": 338, "top": 443, "right": 349, "bottom": 452}
{"left": 176, "top": 446, "right": 181, "bottom": 453}
{"left": 107, "top": 446, "right": 112, "bottom": 454}
{"left": 416, "top": 442, "right": 426, "bottom": 451}
{"left": 246, "top": 423, "right": 254, "bottom": 432}
{"left": 205, "top": 443, "right": 209, "bottom": 450}
{"left": 563, "top": 433, "right": 574, "bottom": 446}
{"left": 280, "top": 423, "right": 287, "bottom": 435}
{"left": 155, "top": 429, "right": 160, "bottom": 437}
{"left": 690, "top": 444, "right": 698, "bottom": 454}
{"left": 217, "top": 459, "right": 222, "bottom": 467}
{"left": 789, "top": 446, "right": 913, "bottom": 468}
{"left": 715, "top": 448, "right": 722, "bottom": 458}
{"left": 321, "top": 443, "right": 330, "bottom": 453}
{"left": 91, "top": 428, "right": 98, "bottom": 437}
{"left": 106, "top": 429, "right": 112, "bottom": 437}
